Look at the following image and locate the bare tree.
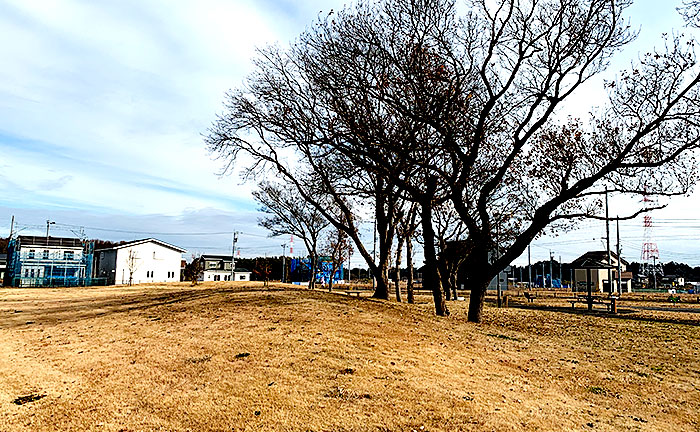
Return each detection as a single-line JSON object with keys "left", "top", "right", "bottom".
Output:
{"left": 434, "top": 203, "right": 469, "bottom": 301}
{"left": 254, "top": 181, "right": 329, "bottom": 290}
{"left": 126, "top": 250, "right": 139, "bottom": 286}
{"left": 321, "top": 227, "right": 353, "bottom": 292}
{"left": 208, "top": 0, "right": 700, "bottom": 322}
{"left": 206, "top": 45, "right": 402, "bottom": 301}
{"left": 398, "top": 204, "right": 420, "bottom": 304}
{"left": 184, "top": 255, "right": 203, "bottom": 286}
{"left": 290, "top": 0, "right": 700, "bottom": 322}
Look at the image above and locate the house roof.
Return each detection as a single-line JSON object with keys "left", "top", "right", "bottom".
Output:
{"left": 201, "top": 254, "right": 234, "bottom": 261}
{"left": 17, "top": 235, "right": 83, "bottom": 248}
{"left": 571, "top": 250, "right": 628, "bottom": 268}
{"left": 95, "top": 238, "right": 186, "bottom": 253}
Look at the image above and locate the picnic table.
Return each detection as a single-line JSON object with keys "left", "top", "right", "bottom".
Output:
{"left": 569, "top": 295, "right": 618, "bottom": 313}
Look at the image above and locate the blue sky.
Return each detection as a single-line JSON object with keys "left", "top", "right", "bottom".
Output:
{"left": 1, "top": 0, "right": 699, "bottom": 266}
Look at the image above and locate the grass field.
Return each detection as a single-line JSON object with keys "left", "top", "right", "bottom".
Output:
{"left": 0, "top": 283, "right": 699, "bottom": 431}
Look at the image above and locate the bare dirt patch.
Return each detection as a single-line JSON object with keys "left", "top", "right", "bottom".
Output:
{"left": 0, "top": 282, "right": 698, "bottom": 431}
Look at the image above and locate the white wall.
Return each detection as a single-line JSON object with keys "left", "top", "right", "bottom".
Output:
{"left": 202, "top": 270, "right": 251, "bottom": 282}
{"left": 113, "top": 242, "right": 182, "bottom": 285}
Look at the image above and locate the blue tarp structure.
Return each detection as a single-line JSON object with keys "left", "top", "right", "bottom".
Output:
{"left": 534, "top": 274, "right": 562, "bottom": 288}
{"left": 290, "top": 257, "right": 344, "bottom": 283}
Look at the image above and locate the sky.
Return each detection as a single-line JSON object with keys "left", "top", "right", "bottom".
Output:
{"left": 1, "top": 0, "right": 699, "bottom": 267}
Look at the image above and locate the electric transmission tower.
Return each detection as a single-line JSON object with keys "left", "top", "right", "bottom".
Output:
{"left": 640, "top": 191, "right": 663, "bottom": 281}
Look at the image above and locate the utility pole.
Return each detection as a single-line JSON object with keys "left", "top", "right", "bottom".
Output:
{"left": 549, "top": 251, "right": 553, "bottom": 289}
{"left": 9, "top": 215, "right": 14, "bottom": 239}
{"left": 616, "top": 217, "right": 622, "bottom": 294}
{"left": 542, "top": 262, "right": 545, "bottom": 288}
{"left": 347, "top": 248, "right": 352, "bottom": 284}
{"left": 496, "top": 222, "right": 501, "bottom": 307}
{"left": 559, "top": 255, "right": 562, "bottom": 286}
{"left": 527, "top": 244, "right": 531, "bottom": 289}
{"left": 230, "top": 231, "right": 238, "bottom": 281}
{"left": 281, "top": 243, "right": 287, "bottom": 283}
{"left": 372, "top": 219, "right": 377, "bottom": 291}
{"left": 570, "top": 268, "right": 574, "bottom": 291}
{"left": 605, "top": 188, "right": 612, "bottom": 293}
{"left": 652, "top": 255, "right": 657, "bottom": 290}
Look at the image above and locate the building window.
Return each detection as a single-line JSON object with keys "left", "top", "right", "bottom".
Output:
{"left": 240, "top": 275, "right": 246, "bottom": 281}
{"left": 43, "top": 250, "right": 49, "bottom": 259}
{"left": 28, "top": 250, "right": 35, "bottom": 259}
{"left": 24, "top": 269, "right": 29, "bottom": 277}
{"left": 64, "top": 251, "right": 74, "bottom": 260}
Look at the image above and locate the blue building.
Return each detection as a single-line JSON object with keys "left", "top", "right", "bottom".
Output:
{"left": 6, "top": 236, "right": 94, "bottom": 287}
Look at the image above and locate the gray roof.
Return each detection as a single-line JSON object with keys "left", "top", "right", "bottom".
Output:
{"left": 571, "top": 250, "right": 628, "bottom": 268}
{"left": 17, "top": 235, "right": 83, "bottom": 248}
{"left": 95, "top": 238, "right": 186, "bottom": 253}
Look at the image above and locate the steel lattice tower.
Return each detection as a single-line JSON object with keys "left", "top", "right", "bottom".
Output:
{"left": 640, "top": 193, "right": 663, "bottom": 276}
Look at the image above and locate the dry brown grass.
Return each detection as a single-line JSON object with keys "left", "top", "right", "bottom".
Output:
{"left": 0, "top": 282, "right": 699, "bottom": 431}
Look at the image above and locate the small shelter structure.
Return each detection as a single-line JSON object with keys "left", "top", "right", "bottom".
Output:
{"left": 571, "top": 250, "right": 632, "bottom": 293}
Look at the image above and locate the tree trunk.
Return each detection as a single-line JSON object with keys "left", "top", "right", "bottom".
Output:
{"left": 406, "top": 233, "right": 415, "bottom": 304}
{"left": 372, "top": 262, "right": 390, "bottom": 299}
{"left": 466, "top": 248, "right": 491, "bottom": 323}
{"left": 420, "top": 194, "right": 448, "bottom": 316}
{"left": 449, "top": 269, "right": 458, "bottom": 300}
{"left": 394, "top": 236, "right": 404, "bottom": 302}
{"left": 308, "top": 254, "right": 317, "bottom": 290}
{"left": 438, "top": 259, "right": 451, "bottom": 301}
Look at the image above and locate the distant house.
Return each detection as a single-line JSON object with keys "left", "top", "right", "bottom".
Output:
{"left": 94, "top": 238, "right": 186, "bottom": 285}
{"left": 6, "top": 236, "right": 92, "bottom": 287}
{"left": 198, "top": 255, "right": 251, "bottom": 282}
{"left": 571, "top": 251, "right": 632, "bottom": 293}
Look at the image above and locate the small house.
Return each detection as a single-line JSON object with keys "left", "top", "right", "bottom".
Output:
{"left": 94, "top": 238, "right": 186, "bottom": 285}
{"left": 199, "top": 255, "right": 251, "bottom": 282}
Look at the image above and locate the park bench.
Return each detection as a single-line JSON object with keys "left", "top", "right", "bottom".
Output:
{"left": 523, "top": 292, "right": 537, "bottom": 303}
{"left": 569, "top": 295, "right": 618, "bottom": 313}
{"left": 345, "top": 290, "right": 363, "bottom": 297}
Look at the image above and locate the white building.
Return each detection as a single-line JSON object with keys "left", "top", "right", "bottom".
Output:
{"left": 199, "top": 255, "right": 251, "bottom": 282}
{"left": 95, "top": 238, "right": 186, "bottom": 285}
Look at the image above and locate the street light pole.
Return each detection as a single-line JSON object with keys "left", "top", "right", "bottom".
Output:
{"left": 46, "top": 220, "right": 55, "bottom": 241}
{"left": 230, "top": 231, "right": 238, "bottom": 281}
{"left": 527, "top": 244, "right": 531, "bottom": 289}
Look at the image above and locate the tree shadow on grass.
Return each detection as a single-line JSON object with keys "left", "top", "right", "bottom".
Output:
{"left": 500, "top": 298, "right": 700, "bottom": 327}
{"left": 0, "top": 285, "right": 380, "bottom": 330}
